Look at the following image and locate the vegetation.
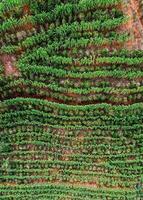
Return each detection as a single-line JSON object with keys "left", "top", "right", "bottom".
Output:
{"left": 0, "top": 0, "right": 143, "bottom": 199}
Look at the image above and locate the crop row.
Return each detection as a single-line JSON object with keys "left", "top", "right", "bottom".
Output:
{"left": 1, "top": 97, "right": 143, "bottom": 114}
{"left": 2, "top": 78, "right": 143, "bottom": 95}
{"left": 0, "top": 182, "right": 136, "bottom": 200}
{"left": 0, "top": 81, "right": 142, "bottom": 105}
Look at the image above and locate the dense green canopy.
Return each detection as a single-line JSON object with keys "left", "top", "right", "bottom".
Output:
{"left": 0, "top": 0, "right": 143, "bottom": 199}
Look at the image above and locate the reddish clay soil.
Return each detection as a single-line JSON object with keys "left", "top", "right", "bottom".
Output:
{"left": 0, "top": 54, "right": 20, "bottom": 77}
{"left": 120, "top": 0, "right": 143, "bottom": 50}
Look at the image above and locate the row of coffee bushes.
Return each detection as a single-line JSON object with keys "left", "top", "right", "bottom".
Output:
{"left": 0, "top": 77, "right": 143, "bottom": 104}
{"left": 0, "top": 183, "right": 136, "bottom": 200}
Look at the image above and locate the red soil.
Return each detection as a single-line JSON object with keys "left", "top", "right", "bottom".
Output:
{"left": 120, "top": 0, "right": 143, "bottom": 50}
{"left": 0, "top": 54, "right": 20, "bottom": 77}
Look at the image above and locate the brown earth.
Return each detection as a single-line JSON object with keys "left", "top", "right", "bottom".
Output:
{"left": 120, "top": 0, "right": 143, "bottom": 50}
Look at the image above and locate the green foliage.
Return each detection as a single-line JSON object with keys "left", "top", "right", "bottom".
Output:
{"left": 0, "top": 0, "right": 143, "bottom": 199}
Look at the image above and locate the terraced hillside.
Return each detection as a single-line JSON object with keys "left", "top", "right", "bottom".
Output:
{"left": 0, "top": 0, "right": 143, "bottom": 199}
